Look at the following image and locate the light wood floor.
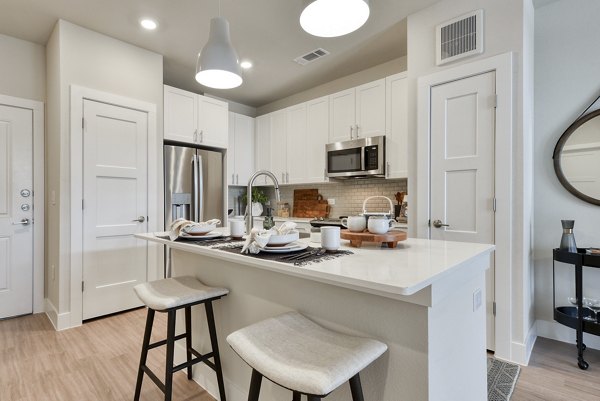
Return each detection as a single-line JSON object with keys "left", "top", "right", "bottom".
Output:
{"left": 2, "top": 309, "right": 600, "bottom": 401}
{"left": 0, "top": 308, "right": 214, "bottom": 401}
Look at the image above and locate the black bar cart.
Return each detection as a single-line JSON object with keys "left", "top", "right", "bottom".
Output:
{"left": 553, "top": 248, "right": 600, "bottom": 370}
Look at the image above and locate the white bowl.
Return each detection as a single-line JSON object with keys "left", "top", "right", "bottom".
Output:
{"left": 267, "top": 230, "right": 299, "bottom": 246}
{"left": 183, "top": 223, "right": 217, "bottom": 235}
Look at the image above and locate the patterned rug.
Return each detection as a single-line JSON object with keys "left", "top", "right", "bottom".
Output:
{"left": 488, "top": 357, "right": 521, "bottom": 400}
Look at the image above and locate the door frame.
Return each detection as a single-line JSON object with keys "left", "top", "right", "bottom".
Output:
{"left": 70, "top": 85, "right": 159, "bottom": 328}
{"left": 0, "top": 94, "right": 45, "bottom": 315}
{"left": 416, "top": 53, "right": 514, "bottom": 361}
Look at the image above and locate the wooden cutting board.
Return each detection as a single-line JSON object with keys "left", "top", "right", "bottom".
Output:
{"left": 292, "top": 189, "right": 329, "bottom": 218}
{"left": 340, "top": 229, "right": 407, "bottom": 248}
{"left": 293, "top": 189, "right": 319, "bottom": 201}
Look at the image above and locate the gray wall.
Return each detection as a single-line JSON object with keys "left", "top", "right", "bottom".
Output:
{"left": 0, "top": 34, "right": 45, "bottom": 102}
{"left": 534, "top": 0, "right": 600, "bottom": 348}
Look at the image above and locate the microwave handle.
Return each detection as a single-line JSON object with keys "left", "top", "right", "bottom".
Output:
{"left": 361, "top": 147, "right": 366, "bottom": 171}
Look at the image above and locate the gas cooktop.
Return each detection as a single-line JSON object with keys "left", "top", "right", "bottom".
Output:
{"left": 309, "top": 217, "right": 347, "bottom": 228}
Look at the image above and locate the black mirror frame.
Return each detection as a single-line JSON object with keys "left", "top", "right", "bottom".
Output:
{"left": 552, "top": 108, "right": 600, "bottom": 206}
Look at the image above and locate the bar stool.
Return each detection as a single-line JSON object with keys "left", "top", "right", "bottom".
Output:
{"left": 133, "top": 276, "right": 229, "bottom": 401}
{"left": 226, "top": 312, "right": 387, "bottom": 401}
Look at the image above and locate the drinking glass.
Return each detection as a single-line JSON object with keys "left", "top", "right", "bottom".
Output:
{"left": 586, "top": 298, "right": 600, "bottom": 323}
{"left": 582, "top": 298, "right": 596, "bottom": 321}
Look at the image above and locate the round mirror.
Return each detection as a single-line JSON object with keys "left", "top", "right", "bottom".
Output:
{"left": 553, "top": 109, "right": 600, "bottom": 205}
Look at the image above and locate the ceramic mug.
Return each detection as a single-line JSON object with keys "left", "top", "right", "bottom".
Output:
{"left": 229, "top": 219, "right": 245, "bottom": 238}
{"left": 341, "top": 215, "right": 367, "bottom": 232}
{"left": 321, "top": 226, "right": 341, "bottom": 251}
{"left": 367, "top": 216, "right": 394, "bottom": 235}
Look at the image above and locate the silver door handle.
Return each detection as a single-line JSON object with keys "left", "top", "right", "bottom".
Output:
{"left": 355, "top": 124, "right": 359, "bottom": 138}
{"left": 282, "top": 172, "right": 285, "bottom": 181}
{"left": 286, "top": 172, "right": 289, "bottom": 183}
{"left": 12, "top": 218, "right": 30, "bottom": 225}
{"left": 432, "top": 219, "right": 449, "bottom": 228}
{"left": 193, "top": 129, "right": 198, "bottom": 142}
{"left": 132, "top": 216, "right": 146, "bottom": 223}
{"left": 199, "top": 130, "right": 204, "bottom": 143}
{"left": 232, "top": 173, "right": 235, "bottom": 184}
{"left": 236, "top": 174, "right": 239, "bottom": 185}
{"left": 350, "top": 125, "right": 353, "bottom": 139}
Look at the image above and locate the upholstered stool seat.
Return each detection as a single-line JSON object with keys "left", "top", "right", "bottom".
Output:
{"left": 133, "top": 276, "right": 229, "bottom": 401}
{"left": 227, "top": 312, "right": 387, "bottom": 400}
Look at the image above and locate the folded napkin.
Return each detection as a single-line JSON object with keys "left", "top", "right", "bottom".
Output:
{"left": 168, "top": 218, "right": 221, "bottom": 241}
{"left": 241, "top": 221, "right": 297, "bottom": 254}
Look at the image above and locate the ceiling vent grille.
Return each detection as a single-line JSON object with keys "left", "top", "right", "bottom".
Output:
{"left": 436, "top": 10, "right": 484, "bottom": 66}
{"left": 294, "top": 48, "right": 330, "bottom": 66}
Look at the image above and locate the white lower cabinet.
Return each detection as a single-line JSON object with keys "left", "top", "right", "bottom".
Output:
{"left": 385, "top": 72, "right": 408, "bottom": 178}
{"left": 228, "top": 112, "right": 255, "bottom": 186}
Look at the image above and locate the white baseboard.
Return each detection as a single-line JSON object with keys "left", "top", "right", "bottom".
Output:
{"left": 174, "top": 342, "right": 246, "bottom": 401}
{"left": 506, "top": 324, "right": 537, "bottom": 366}
{"left": 536, "top": 319, "right": 600, "bottom": 350}
{"left": 44, "top": 298, "right": 71, "bottom": 331}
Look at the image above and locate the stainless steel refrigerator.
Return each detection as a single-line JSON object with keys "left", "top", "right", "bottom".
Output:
{"left": 164, "top": 145, "right": 225, "bottom": 229}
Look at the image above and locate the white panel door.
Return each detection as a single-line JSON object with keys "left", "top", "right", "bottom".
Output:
{"left": 83, "top": 100, "right": 148, "bottom": 320}
{"left": 430, "top": 71, "right": 496, "bottom": 349}
{"left": 306, "top": 96, "right": 329, "bottom": 183}
{"left": 234, "top": 113, "right": 255, "bottom": 185}
{"left": 355, "top": 78, "right": 386, "bottom": 138}
{"left": 386, "top": 73, "right": 409, "bottom": 178}
{"left": 227, "top": 112, "right": 236, "bottom": 185}
{"left": 270, "top": 110, "right": 288, "bottom": 184}
{"left": 164, "top": 85, "right": 197, "bottom": 144}
{"left": 0, "top": 105, "right": 33, "bottom": 319}
{"left": 198, "top": 95, "right": 228, "bottom": 148}
{"left": 254, "top": 114, "right": 271, "bottom": 185}
{"left": 287, "top": 103, "right": 307, "bottom": 184}
{"left": 329, "top": 88, "right": 355, "bottom": 143}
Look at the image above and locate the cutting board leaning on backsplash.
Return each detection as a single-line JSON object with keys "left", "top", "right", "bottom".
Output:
{"left": 292, "top": 189, "right": 329, "bottom": 218}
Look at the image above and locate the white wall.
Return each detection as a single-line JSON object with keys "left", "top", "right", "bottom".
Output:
{"left": 0, "top": 34, "right": 45, "bottom": 102}
{"left": 534, "top": 0, "right": 600, "bottom": 349}
{"left": 406, "top": 0, "right": 535, "bottom": 363}
{"left": 45, "top": 20, "right": 163, "bottom": 322}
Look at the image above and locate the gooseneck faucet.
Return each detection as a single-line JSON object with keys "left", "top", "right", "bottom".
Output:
{"left": 246, "top": 170, "right": 281, "bottom": 234}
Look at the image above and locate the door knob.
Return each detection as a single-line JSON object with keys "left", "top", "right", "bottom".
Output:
{"left": 12, "top": 218, "right": 30, "bottom": 226}
{"left": 132, "top": 216, "right": 146, "bottom": 223}
{"left": 432, "top": 219, "right": 450, "bottom": 228}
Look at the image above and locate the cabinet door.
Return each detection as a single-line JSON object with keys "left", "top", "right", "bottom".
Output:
{"left": 286, "top": 103, "right": 307, "bottom": 184}
{"left": 164, "top": 85, "right": 197, "bottom": 144}
{"left": 234, "top": 113, "right": 255, "bottom": 186}
{"left": 254, "top": 114, "right": 271, "bottom": 185}
{"left": 198, "top": 95, "right": 228, "bottom": 148}
{"left": 329, "top": 88, "right": 355, "bottom": 143}
{"left": 355, "top": 78, "right": 386, "bottom": 138}
{"left": 306, "top": 96, "right": 329, "bottom": 183}
{"left": 270, "top": 110, "right": 288, "bottom": 184}
{"left": 227, "top": 112, "right": 236, "bottom": 185}
{"left": 385, "top": 73, "right": 408, "bottom": 178}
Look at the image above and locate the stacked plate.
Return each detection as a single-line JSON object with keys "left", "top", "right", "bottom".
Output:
{"left": 262, "top": 230, "right": 307, "bottom": 253}
{"left": 178, "top": 223, "right": 221, "bottom": 240}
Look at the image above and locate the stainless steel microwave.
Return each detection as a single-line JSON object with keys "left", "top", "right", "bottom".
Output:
{"left": 326, "top": 135, "right": 385, "bottom": 179}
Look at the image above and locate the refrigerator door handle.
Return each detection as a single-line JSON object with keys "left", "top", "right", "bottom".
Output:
{"left": 192, "top": 154, "right": 199, "bottom": 221}
{"left": 197, "top": 154, "right": 204, "bottom": 222}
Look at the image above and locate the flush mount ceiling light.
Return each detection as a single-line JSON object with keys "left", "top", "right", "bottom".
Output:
{"left": 300, "top": 0, "right": 370, "bottom": 38}
{"left": 195, "top": 1, "right": 242, "bottom": 90}
{"left": 140, "top": 18, "right": 157, "bottom": 30}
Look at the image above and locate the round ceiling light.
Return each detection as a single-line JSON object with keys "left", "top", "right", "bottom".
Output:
{"left": 300, "top": 0, "right": 370, "bottom": 38}
{"left": 140, "top": 19, "right": 158, "bottom": 30}
{"left": 195, "top": 17, "right": 243, "bottom": 89}
{"left": 240, "top": 60, "right": 253, "bottom": 69}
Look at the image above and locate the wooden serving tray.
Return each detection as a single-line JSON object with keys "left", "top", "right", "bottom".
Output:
{"left": 340, "top": 229, "right": 407, "bottom": 248}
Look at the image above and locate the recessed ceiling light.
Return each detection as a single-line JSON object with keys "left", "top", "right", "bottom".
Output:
{"left": 140, "top": 19, "right": 158, "bottom": 30}
{"left": 240, "top": 60, "right": 253, "bottom": 69}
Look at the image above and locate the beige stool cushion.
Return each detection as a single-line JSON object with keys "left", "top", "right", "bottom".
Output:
{"left": 227, "top": 312, "right": 387, "bottom": 396}
{"left": 134, "top": 276, "right": 229, "bottom": 311}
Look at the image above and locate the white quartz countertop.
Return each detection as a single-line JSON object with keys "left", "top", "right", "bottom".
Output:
{"left": 137, "top": 229, "right": 493, "bottom": 298}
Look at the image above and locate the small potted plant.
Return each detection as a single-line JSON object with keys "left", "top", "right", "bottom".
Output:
{"left": 242, "top": 187, "right": 269, "bottom": 216}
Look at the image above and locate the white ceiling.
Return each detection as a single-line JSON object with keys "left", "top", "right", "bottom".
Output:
{"left": 0, "top": 0, "right": 440, "bottom": 107}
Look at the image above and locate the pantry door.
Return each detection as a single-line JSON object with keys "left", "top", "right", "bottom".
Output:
{"left": 82, "top": 99, "right": 148, "bottom": 320}
{"left": 0, "top": 105, "right": 33, "bottom": 319}
{"left": 429, "top": 71, "right": 496, "bottom": 350}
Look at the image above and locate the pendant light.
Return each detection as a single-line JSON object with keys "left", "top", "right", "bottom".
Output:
{"left": 195, "top": 1, "right": 242, "bottom": 89}
{"left": 300, "top": 0, "right": 370, "bottom": 38}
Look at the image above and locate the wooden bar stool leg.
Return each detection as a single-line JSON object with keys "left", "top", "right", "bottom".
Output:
{"left": 134, "top": 308, "right": 155, "bottom": 401}
{"left": 307, "top": 396, "right": 321, "bottom": 401}
{"left": 164, "top": 310, "right": 176, "bottom": 401}
{"left": 184, "top": 306, "right": 193, "bottom": 380}
{"left": 349, "top": 374, "right": 364, "bottom": 401}
{"left": 206, "top": 301, "right": 227, "bottom": 401}
{"left": 292, "top": 391, "right": 301, "bottom": 401}
{"left": 248, "top": 369, "right": 263, "bottom": 401}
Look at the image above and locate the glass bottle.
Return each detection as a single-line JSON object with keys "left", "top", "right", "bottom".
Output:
{"left": 560, "top": 220, "right": 577, "bottom": 253}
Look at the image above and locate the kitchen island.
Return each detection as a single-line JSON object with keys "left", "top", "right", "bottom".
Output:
{"left": 137, "top": 231, "right": 493, "bottom": 401}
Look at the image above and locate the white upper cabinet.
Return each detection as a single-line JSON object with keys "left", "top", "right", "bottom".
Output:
{"left": 305, "top": 96, "right": 329, "bottom": 183}
{"left": 254, "top": 114, "right": 271, "bottom": 185}
{"left": 328, "top": 78, "right": 386, "bottom": 143}
{"left": 228, "top": 112, "right": 255, "bottom": 186}
{"left": 385, "top": 72, "right": 408, "bottom": 179}
{"left": 164, "top": 85, "right": 197, "bottom": 143}
{"left": 286, "top": 103, "right": 307, "bottom": 184}
{"left": 163, "top": 85, "right": 228, "bottom": 148}
{"left": 270, "top": 109, "right": 288, "bottom": 184}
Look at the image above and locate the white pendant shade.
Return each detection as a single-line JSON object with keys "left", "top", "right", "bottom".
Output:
{"left": 195, "top": 17, "right": 243, "bottom": 89}
{"left": 300, "top": 0, "right": 370, "bottom": 38}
